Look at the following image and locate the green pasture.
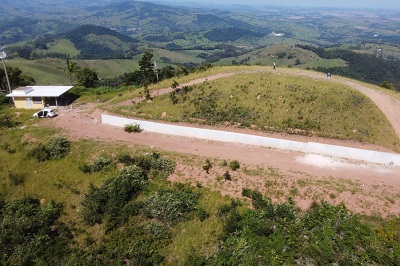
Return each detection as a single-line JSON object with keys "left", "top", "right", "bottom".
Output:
{"left": 6, "top": 58, "right": 139, "bottom": 85}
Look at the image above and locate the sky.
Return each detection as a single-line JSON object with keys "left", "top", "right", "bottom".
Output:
{"left": 153, "top": 0, "right": 400, "bottom": 9}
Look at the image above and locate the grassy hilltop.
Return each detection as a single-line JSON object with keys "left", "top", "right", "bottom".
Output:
{"left": 106, "top": 65, "right": 400, "bottom": 151}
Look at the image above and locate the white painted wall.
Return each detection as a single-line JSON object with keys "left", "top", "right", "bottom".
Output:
{"left": 102, "top": 114, "right": 400, "bottom": 166}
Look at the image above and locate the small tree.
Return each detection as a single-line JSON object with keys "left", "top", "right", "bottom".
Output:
{"left": 66, "top": 59, "right": 80, "bottom": 85}
{"left": 76, "top": 67, "right": 98, "bottom": 88}
{"left": 229, "top": 160, "right": 240, "bottom": 171}
{"left": 139, "top": 50, "right": 157, "bottom": 84}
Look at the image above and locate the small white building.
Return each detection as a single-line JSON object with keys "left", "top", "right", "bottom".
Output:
{"left": 6, "top": 86, "right": 73, "bottom": 109}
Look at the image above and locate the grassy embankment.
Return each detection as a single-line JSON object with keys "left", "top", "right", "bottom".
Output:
{"left": 107, "top": 66, "right": 400, "bottom": 151}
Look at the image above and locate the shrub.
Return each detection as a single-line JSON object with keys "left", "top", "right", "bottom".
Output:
{"left": 380, "top": 81, "right": 395, "bottom": 90}
{"left": 105, "top": 221, "right": 172, "bottom": 265}
{"left": 81, "top": 165, "right": 148, "bottom": 227}
{"left": 28, "top": 143, "right": 49, "bottom": 162}
{"left": 142, "top": 189, "right": 199, "bottom": 223}
{"left": 28, "top": 137, "right": 71, "bottom": 162}
{"left": 46, "top": 137, "right": 71, "bottom": 159}
{"left": 117, "top": 152, "right": 175, "bottom": 177}
{"left": 242, "top": 188, "right": 252, "bottom": 198}
{"left": 149, "top": 156, "right": 176, "bottom": 176}
{"left": 229, "top": 160, "right": 240, "bottom": 171}
{"left": 79, "top": 156, "right": 114, "bottom": 173}
{"left": 125, "top": 123, "right": 142, "bottom": 133}
{"left": 203, "top": 159, "right": 212, "bottom": 174}
{"left": 0, "top": 197, "right": 72, "bottom": 264}
{"left": 0, "top": 113, "right": 14, "bottom": 128}
{"left": 1, "top": 142, "right": 16, "bottom": 154}
{"left": 223, "top": 170, "right": 232, "bottom": 181}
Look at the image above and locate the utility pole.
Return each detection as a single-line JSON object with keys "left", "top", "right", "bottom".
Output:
{"left": 154, "top": 60, "right": 159, "bottom": 83}
{"left": 0, "top": 50, "right": 12, "bottom": 94}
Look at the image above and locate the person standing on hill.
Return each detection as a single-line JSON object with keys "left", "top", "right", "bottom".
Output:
{"left": 273, "top": 62, "right": 276, "bottom": 69}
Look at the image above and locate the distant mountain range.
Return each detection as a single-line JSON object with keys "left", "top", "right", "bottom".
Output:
{"left": 1, "top": 0, "right": 400, "bottom": 89}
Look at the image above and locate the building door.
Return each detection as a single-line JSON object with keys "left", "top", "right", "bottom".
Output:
{"left": 26, "top": 98, "right": 32, "bottom": 108}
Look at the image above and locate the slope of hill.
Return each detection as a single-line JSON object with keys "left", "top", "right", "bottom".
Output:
{"left": 63, "top": 25, "right": 139, "bottom": 59}
{"left": 107, "top": 66, "right": 400, "bottom": 151}
{"left": 1, "top": 1, "right": 400, "bottom": 89}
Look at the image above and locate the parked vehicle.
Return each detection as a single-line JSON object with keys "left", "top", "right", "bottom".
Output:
{"left": 33, "top": 108, "right": 58, "bottom": 118}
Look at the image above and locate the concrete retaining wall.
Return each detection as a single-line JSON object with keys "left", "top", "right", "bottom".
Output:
{"left": 102, "top": 114, "right": 400, "bottom": 166}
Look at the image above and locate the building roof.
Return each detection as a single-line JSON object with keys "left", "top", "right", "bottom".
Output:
{"left": 6, "top": 86, "right": 73, "bottom": 97}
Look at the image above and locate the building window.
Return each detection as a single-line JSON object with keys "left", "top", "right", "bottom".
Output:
{"left": 32, "top": 97, "right": 42, "bottom": 104}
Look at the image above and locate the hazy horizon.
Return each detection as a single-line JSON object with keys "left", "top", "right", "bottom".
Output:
{"left": 150, "top": 0, "right": 399, "bottom": 10}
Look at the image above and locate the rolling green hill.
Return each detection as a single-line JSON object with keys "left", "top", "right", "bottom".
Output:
{"left": 108, "top": 66, "right": 400, "bottom": 151}
{"left": 6, "top": 58, "right": 139, "bottom": 85}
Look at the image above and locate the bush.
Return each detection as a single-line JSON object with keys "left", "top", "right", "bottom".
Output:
{"left": 104, "top": 221, "right": 172, "bottom": 265}
{"left": 223, "top": 170, "right": 232, "bottom": 181}
{"left": 28, "top": 137, "right": 71, "bottom": 162}
{"left": 117, "top": 152, "right": 175, "bottom": 178}
{"left": 142, "top": 189, "right": 199, "bottom": 223}
{"left": 0, "top": 142, "right": 16, "bottom": 154}
{"left": 203, "top": 159, "right": 212, "bottom": 174}
{"left": 81, "top": 165, "right": 148, "bottom": 227}
{"left": 46, "top": 137, "right": 71, "bottom": 159}
{"left": 380, "top": 81, "right": 396, "bottom": 90}
{"left": 0, "top": 197, "right": 72, "bottom": 264}
{"left": 125, "top": 123, "right": 142, "bottom": 133}
{"left": 79, "top": 156, "right": 114, "bottom": 173}
{"left": 27, "top": 143, "right": 49, "bottom": 162}
{"left": 229, "top": 160, "right": 240, "bottom": 171}
{"left": 0, "top": 113, "right": 14, "bottom": 128}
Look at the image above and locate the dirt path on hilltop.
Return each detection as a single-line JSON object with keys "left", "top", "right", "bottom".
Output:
{"left": 290, "top": 70, "right": 400, "bottom": 138}
{"left": 115, "top": 72, "right": 241, "bottom": 107}
{"left": 44, "top": 69, "right": 400, "bottom": 216}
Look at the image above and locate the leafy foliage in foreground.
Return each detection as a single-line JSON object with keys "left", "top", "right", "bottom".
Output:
{"left": 202, "top": 189, "right": 400, "bottom": 265}
{"left": 0, "top": 197, "right": 72, "bottom": 265}
{"left": 81, "top": 165, "right": 148, "bottom": 229}
{"left": 1, "top": 124, "right": 399, "bottom": 265}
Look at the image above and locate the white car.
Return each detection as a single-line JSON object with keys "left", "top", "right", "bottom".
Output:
{"left": 33, "top": 108, "right": 58, "bottom": 118}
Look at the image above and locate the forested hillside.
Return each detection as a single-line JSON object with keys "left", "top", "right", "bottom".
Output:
{"left": 297, "top": 45, "right": 400, "bottom": 89}
{"left": 64, "top": 25, "right": 139, "bottom": 59}
{"left": 1, "top": 0, "right": 399, "bottom": 88}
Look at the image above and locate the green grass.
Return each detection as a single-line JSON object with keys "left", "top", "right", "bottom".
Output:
{"left": 7, "top": 58, "right": 140, "bottom": 85}
{"left": 108, "top": 67, "right": 400, "bottom": 151}
{"left": 216, "top": 44, "right": 347, "bottom": 69}
{"left": 163, "top": 189, "right": 229, "bottom": 264}
{"left": 46, "top": 38, "right": 80, "bottom": 57}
